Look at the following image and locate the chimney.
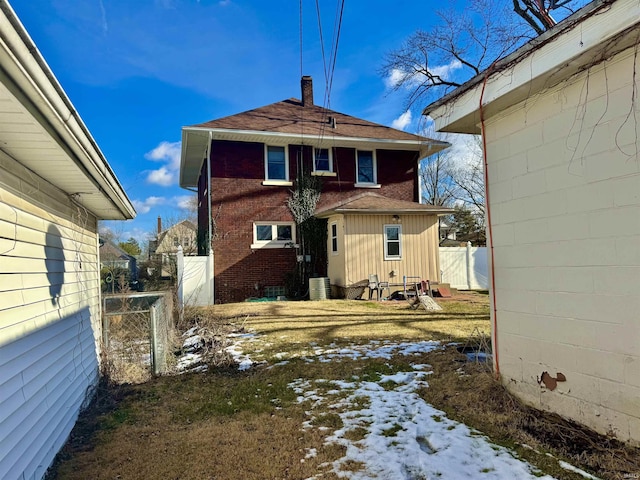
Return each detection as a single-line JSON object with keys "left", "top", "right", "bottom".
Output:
{"left": 301, "top": 76, "right": 313, "bottom": 106}
{"left": 157, "top": 216, "right": 162, "bottom": 234}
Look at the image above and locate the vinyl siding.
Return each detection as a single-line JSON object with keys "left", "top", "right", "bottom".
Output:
{"left": 0, "top": 160, "right": 101, "bottom": 480}
{"left": 336, "top": 214, "right": 440, "bottom": 287}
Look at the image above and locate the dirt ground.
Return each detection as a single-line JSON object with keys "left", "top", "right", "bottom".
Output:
{"left": 46, "top": 292, "right": 640, "bottom": 480}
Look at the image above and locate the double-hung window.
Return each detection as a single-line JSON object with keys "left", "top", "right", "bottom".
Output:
{"left": 252, "top": 222, "right": 296, "bottom": 249}
{"left": 264, "top": 145, "right": 289, "bottom": 183}
{"left": 384, "top": 224, "right": 402, "bottom": 260}
{"left": 356, "top": 150, "right": 378, "bottom": 187}
{"left": 313, "top": 148, "right": 333, "bottom": 173}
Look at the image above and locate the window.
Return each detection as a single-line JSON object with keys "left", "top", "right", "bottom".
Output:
{"left": 313, "top": 148, "right": 332, "bottom": 172}
{"left": 183, "top": 237, "right": 190, "bottom": 247}
{"left": 356, "top": 150, "right": 378, "bottom": 186}
{"left": 265, "top": 145, "right": 289, "bottom": 181}
{"left": 330, "top": 222, "right": 338, "bottom": 255}
{"left": 173, "top": 236, "right": 179, "bottom": 247}
{"left": 252, "top": 222, "right": 296, "bottom": 249}
{"left": 384, "top": 225, "right": 402, "bottom": 260}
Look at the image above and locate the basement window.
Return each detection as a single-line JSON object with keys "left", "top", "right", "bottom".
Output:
{"left": 252, "top": 222, "right": 296, "bottom": 249}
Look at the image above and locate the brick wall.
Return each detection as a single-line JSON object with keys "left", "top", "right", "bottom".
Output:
{"left": 204, "top": 140, "right": 420, "bottom": 303}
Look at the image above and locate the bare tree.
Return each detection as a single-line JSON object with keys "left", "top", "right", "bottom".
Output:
{"left": 449, "top": 136, "right": 485, "bottom": 216}
{"left": 382, "top": 0, "right": 587, "bottom": 107}
{"left": 420, "top": 150, "right": 458, "bottom": 207}
{"left": 513, "top": 0, "right": 579, "bottom": 35}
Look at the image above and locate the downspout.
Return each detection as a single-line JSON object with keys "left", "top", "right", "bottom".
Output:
{"left": 206, "top": 131, "right": 213, "bottom": 303}
{"left": 479, "top": 65, "right": 500, "bottom": 378}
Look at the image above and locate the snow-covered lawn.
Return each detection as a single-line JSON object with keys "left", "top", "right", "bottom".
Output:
{"left": 176, "top": 331, "right": 599, "bottom": 479}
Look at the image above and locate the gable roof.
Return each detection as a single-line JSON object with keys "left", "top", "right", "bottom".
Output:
{"left": 99, "top": 240, "right": 136, "bottom": 262}
{"left": 193, "top": 98, "right": 433, "bottom": 142}
{"left": 424, "top": 0, "right": 639, "bottom": 134}
{"left": 314, "top": 192, "right": 453, "bottom": 217}
{"left": 0, "top": 2, "right": 134, "bottom": 220}
{"left": 156, "top": 219, "right": 197, "bottom": 245}
{"left": 180, "top": 78, "right": 449, "bottom": 188}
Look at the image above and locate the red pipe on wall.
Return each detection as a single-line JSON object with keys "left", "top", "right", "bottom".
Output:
{"left": 479, "top": 65, "right": 500, "bottom": 377}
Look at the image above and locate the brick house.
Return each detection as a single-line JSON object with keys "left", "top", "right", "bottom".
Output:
{"left": 180, "top": 77, "right": 448, "bottom": 303}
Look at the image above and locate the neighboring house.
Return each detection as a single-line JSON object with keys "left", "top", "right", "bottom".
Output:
{"left": 0, "top": 3, "right": 135, "bottom": 479}
{"left": 438, "top": 219, "right": 459, "bottom": 245}
{"left": 99, "top": 240, "right": 138, "bottom": 283}
{"left": 425, "top": 0, "right": 640, "bottom": 443}
{"left": 180, "top": 76, "right": 450, "bottom": 303}
{"left": 149, "top": 217, "right": 197, "bottom": 269}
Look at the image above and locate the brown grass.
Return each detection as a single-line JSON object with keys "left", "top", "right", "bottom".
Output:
{"left": 47, "top": 293, "right": 640, "bottom": 480}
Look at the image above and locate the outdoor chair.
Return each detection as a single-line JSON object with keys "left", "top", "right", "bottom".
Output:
{"left": 368, "top": 274, "right": 390, "bottom": 300}
{"left": 403, "top": 275, "right": 431, "bottom": 309}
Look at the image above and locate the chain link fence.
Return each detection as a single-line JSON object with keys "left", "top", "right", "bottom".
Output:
{"left": 102, "top": 292, "right": 175, "bottom": 383}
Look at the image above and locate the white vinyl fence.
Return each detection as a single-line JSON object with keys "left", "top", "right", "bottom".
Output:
{"left": 176, "top": 247, "right": 214, "bottom": 307}
{"left": 440, "top": 242, "right": 488, "bottom": 290}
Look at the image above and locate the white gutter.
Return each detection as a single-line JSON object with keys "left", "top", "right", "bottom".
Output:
{"left": 183, "top": 126, "right": 449, "bottom": 156}
{"left": 0, "top": 1, "right": 135, "bottom": 219}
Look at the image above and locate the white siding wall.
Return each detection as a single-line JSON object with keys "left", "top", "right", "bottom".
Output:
{"left": 0, "top": 155, "right": 101, "bottom": 480}
{"left": 486, "top": 47, "right": 640, "bottom": 442}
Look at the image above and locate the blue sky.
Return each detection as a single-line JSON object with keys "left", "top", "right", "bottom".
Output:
{"left": 12, "top": 0, "right": 453, "bottom": 242}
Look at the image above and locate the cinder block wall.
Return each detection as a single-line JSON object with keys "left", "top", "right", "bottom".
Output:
{"left": 486, "top": 47, "right": 640, "bottom": 443}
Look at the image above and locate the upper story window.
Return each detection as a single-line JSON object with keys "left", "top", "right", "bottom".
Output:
{"left": 252, "top": 222, "right": 296, "bottom": 249}
{"left": 173, "top": 236, "right": 179, "bottom": 247}
{"left": 313, "top": 148, "right": 333, "bottom": 173}
{"left": 355, "top": 150, "right": 379, "bottom": 187}
{"left": 384, "top": 224, "right": 402, "bottom": 260}
{"left": 264, "top": 145, "right": 290, "bottom": 184}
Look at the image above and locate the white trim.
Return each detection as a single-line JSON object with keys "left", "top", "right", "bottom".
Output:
{"left": 383, "top": 224, "right": 402, "bottom": 260}
{"left": 311, "top": 171, "right": 337, "bottom": 177}
{"left": 312, "top": 147, "right": 333, "bottom": 173}
{"left": 184, "top": 126, "right": 447, "bottom": 150}
{"left": 264, "top": 144, "right": 290, "bottom": 182}
{"left": 354, "top": 183, "right": 381, "bottom": 189}
{"left": 262, "top": 180, "right": 293, "bottom": 187}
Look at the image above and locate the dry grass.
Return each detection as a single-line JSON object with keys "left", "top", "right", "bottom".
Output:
{"left": 47, "top": 292, "right": 640, "bottom": 480}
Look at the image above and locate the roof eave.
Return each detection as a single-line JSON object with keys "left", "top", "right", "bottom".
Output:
{"left": 0, "top": 2, "right": 135, "bottom": 220}
{"left": 423, "top": 0, "right": 634, "bottom": 134}
{"left": 180, "top": 126, "right": 449, "bottom": 188}
{"left": 315, "top": 207, "right": 453, "bottom": 218}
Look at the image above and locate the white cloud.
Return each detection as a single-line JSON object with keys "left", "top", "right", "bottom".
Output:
{"left": 391, "top": 110, "right": 412, "bottom": 130}
{"left": 133, "top": 196, "right": 166, "bottom": 214}
{"left": 385, "top": 59, "right": 463, "bottom": 91}
{"left": 146, "top": 167, "right": 175, "bottom": 187}
{"left": 428, "top": 59, "right": 462, "bottom": 80}
{"left": 145, "top": 141, "right": 181, "bottom": 186}
{"left": 175, "top": 195, "right": 196, "bottom": 210}
{"left": 384, "top": 68, "right": 407, "bottom": 89}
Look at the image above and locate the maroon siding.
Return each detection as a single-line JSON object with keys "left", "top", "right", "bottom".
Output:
{"left": 202, "top": 140, "right": 420, "bottom": 303}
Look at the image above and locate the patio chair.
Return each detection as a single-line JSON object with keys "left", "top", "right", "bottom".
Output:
{"left": 403, "top": 276, "right": 427, "bottom": 309}
{"left": 368, "top": 274, "right": 390, "bottom": 300}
